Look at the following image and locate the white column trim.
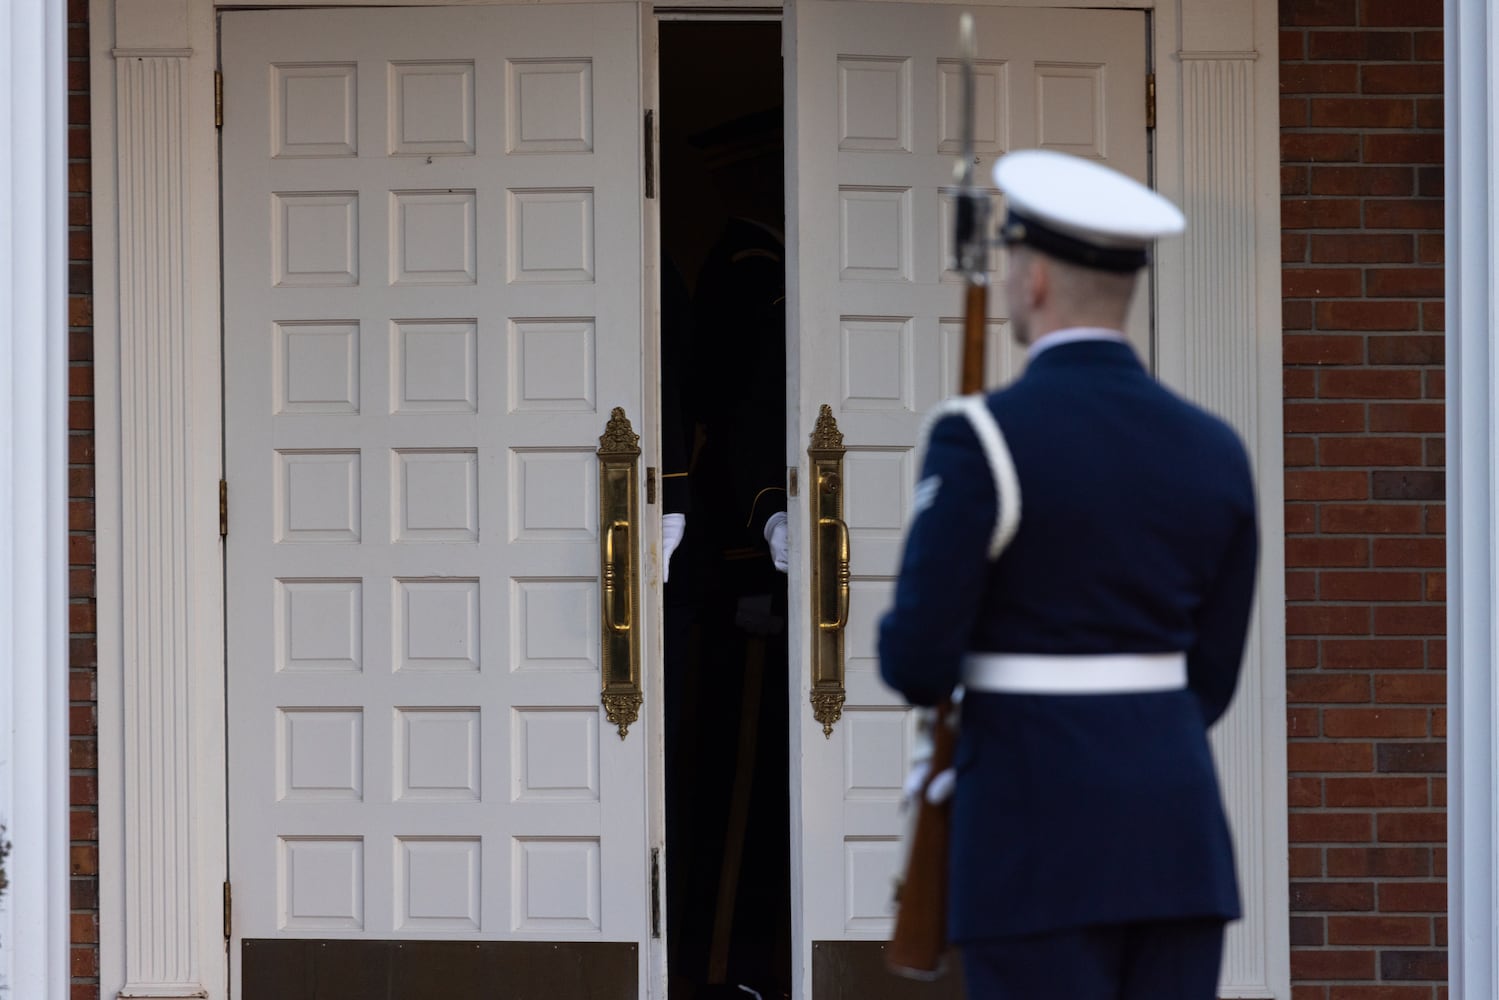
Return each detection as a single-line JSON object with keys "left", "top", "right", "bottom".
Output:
{"left": 114, "top": 50, "right": 207, "bottom": 996}
{"left": 1154, "top": 4, "right": 1289, "bottom": 997}
{"left": 1445, "top": 0, "right": 1499, "bottom": 996}
{"left": 1184, "top": 52, "right": 1288, "bottom": 1000}
{"left": 93, "top": 1, "right": 226, "bottom": 998}
{"left": 0, "top": 1, "right": 71, "bottom": 998}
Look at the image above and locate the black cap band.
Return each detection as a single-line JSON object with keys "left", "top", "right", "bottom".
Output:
{"left": 999, "top": 208, "right": 1149, "bottom": 273}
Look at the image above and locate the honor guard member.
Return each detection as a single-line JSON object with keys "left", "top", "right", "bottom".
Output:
{"left": 879, "top": 150, "right": 1259, "bottom": 1000}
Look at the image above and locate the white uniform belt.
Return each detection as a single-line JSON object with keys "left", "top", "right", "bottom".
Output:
{"left": 962, "top": 652, "right": 1188, "bottom": 694}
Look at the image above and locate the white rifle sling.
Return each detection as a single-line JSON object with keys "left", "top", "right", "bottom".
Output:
{"left": 915, "top": 394, "right": 1022, "bottom": 559}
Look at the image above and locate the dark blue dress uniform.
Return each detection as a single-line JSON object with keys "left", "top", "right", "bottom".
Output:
{"left": 878, "top": 334, "right": 1259, "bottom": 998}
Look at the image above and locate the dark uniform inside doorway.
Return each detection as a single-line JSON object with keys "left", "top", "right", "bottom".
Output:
{"left": 659, "top": 20, "right": 792, "bottom": 1000}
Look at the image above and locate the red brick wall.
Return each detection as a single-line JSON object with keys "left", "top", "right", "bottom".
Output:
{"left": 68, "top": 1, "right": 99, "bottom": 996}
{"left": 1280, "top": 0, "right": 1446, "bottom": 996}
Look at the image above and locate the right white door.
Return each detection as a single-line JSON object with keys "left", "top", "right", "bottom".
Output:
{"left": 785, "top": 2, "right": 1148, "bottom": 992}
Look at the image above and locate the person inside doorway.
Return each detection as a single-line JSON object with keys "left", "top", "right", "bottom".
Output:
{"left": 659, "top": 21, "right": 792, "bottom": 1000}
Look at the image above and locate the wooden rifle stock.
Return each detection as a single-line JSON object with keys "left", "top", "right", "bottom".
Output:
{"left": 886, "top": 699, "right": 960, "bottom": 978}
{"left": 960, "top": 283, "right": 988, "bottom": 397}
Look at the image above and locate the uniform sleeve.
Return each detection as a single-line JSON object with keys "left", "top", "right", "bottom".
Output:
{"left": 660, "top": 259, "right": 695, "bottom": 515}
{"left": 1187, "top": 491, "right": 1259, "bottom": 727}
{"left": 878, "top": 414, "right": 1000, "bottom": 706}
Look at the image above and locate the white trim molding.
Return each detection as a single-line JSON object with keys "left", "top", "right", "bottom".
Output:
{"left": 115, "top": 49, "right": 207, "bottom": 997}
{"left": 93, "top": 0, "right": 226, "bottom": 998}
{"left": 1153, "top": 2, "right": 1288, "bottom": 996}
{"left": 1445, "top": 0, "right": 1499, "bottom": 995}
{"left": 1182, "top": 47, "right": 1290, "bottom": 1000}
{"left": 0, "top": 0, "right": 72, "bottom": 997}
{"left": 1175, "top": 50, "right": 1295, "bottom": 995}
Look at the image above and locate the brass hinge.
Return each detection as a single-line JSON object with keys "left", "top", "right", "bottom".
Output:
{"left": 646, "top": 467, "right": 657, "bottom": 505}
{"left": 222, "top": 881, "right": 232, "bottom": 941}
{"left": 1145, "top": 73, "right": 1156, "bottom": 131}
{"left": 788, "top": 467, "right": 798, "bottom": 499}
{"left": 219, "top": 479, "right": 228, "bottom": 538}
{"left": 650, "top": 848, "right": 661, "bottom": 938}
{"left": 644, "top": 110, "right": 656, "bottom": 199}
{"left": 214, "top": 70, "right": 223, "bottom": 129}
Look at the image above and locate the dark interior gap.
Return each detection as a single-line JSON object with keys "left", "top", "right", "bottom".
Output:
{"left": 659, "top": 19, "right": 791, "bottom": 1000}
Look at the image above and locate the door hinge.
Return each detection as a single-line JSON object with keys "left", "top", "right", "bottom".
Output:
{"left": 650, "top": 848, "right": 662, "bottom": 938}
{"left": 644, "top": 110, "right": 656, "bottom": 199}
{"left": 215, "top": 70, "right": 223, "bottom": 129}
{"left": 219, "top": 479, "right": 228, "bottom": 538}
{"left": 223, "top": 881, "right": 232, "bottom": 942}
{"left": 646, "top": 467, "right": 657, "bottom": 505}
{"left": 1145, "top": 73, "right": 1156, "bottom": 131}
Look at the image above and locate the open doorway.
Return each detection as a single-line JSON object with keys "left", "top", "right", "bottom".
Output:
{"left": 658, "top": 18, "right": 791, "bottom": 1000}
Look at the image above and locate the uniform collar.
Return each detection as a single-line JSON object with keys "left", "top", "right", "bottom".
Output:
{"left": 1026, "top": 327, "right": 1129, "bottom": 361}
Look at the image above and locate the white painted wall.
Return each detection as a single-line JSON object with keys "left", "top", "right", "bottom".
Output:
{"left": 0, "top": 0, "right": 72, "bottom": 997}
{"left": 1445, "top": 1, "right": 1499, "bottom": 996}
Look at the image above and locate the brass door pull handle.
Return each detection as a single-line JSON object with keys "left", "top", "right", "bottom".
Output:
{"left": 604, "top": 519, "right": 632, "bottom": 634}
{"left": 807, "top": 404, "right": 847, "bottom": 738}
{"left": 598, "top": 408, "right": 642, "bottom": 739}
{"left": 817, "top": 516, "right": 851, "bottom": 632}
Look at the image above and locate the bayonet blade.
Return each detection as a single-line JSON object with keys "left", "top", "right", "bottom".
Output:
{"left": 956, "top": 12, "right": 976, "bottom": 190}
{"left": 952, "top": 12, "right": 989, "bottom": 279}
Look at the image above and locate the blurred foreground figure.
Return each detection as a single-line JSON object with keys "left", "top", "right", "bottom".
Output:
{"left": 879, "top": 150, "right": 1260, "bottom": 1000}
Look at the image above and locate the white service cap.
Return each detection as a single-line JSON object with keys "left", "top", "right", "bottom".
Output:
{"left": 991, "top": 149, "right": 1185, "bottom": 272}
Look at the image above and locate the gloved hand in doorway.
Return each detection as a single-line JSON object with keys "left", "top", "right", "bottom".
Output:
{"left": 763, "top": 511, "right": 788, "bottom": 573}
{"left": 662, "top": 513, "right": 686, "bottom": 582}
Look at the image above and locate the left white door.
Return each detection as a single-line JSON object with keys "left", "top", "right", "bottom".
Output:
{"left": 222, "top": 5, "right": 653, "bottom": 994}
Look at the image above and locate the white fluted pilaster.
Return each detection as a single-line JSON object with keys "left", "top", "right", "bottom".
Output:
{"left": 1183, "top": 55, "right": 1259, "bottom": 439}
{"left": 1180, "top": 51, "right": 1289, "bottom": 1000}
{"left": 113, "top": 50, "right": 207, "bottom": 999}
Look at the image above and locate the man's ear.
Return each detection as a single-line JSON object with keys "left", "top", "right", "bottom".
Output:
{"left": 1027, "top": 255, "right": 1049, "bottom": 311}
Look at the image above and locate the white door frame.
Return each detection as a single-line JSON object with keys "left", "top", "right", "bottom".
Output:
{"left": 89, "top": 1, "right": 1287, "bottom": 998}
{"left": 1445, "top": 0, "right": 1499, "bottom": 995}
{"left": 1, "top": 2, "right": 72, "bottom": 998}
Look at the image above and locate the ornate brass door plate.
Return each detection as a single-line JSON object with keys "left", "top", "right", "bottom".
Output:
{"left": 598, "top": 407, "right": 642, "bottom": 738}
{"left": 807, "top": 405, "right": 849, "bottom": 738}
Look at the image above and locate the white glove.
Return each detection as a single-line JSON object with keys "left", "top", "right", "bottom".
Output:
{"left": 925, "top": 767, "right": 956, "bottom": 804}
{"left": 901, "top": 760, "right": 956, "bottom": 807}
{"left": 763, "top": 511, "right": 788, "bottom": 573}
{"left": 902, "top": 761, "right": 932, "bottom": 804}
{"left": 662, "top": 513, "right": 686, "bottom": 582}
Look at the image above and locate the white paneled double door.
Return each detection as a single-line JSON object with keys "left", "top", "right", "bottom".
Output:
{"left": 221, "top": 3, "right": 653, "bottom": 992}
{"left": 221, "top": 2, "right": 1153, "bottom": 997}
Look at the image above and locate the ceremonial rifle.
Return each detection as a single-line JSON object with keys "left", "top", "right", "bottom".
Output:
{"left": 886, "top": 12, "right": 990, "bottom": 980}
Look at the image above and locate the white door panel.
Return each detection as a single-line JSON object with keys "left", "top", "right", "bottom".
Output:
{"left": 223, "top": 3, "right": 650, "bottom": 991}
{"left": 786, "top": 0, "right": 1148, "bottom": 980}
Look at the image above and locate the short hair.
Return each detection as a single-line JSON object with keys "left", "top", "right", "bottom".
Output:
{"left": 1044, "top": 253, "right": 1139, "bottom": 326}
